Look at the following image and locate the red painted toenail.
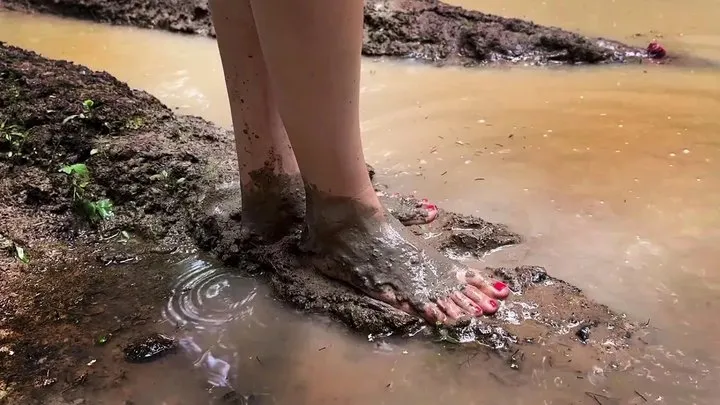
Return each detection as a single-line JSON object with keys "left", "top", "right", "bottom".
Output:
{"left": 427, "top": 204, "right": 437, "bottom": 211}
{"left": 493, "top": 282, "right": 507, "bottom": 291}
{"left": 473, "top": 304, "right": 483, "bottom": 314}
{"left": 489, "top": 300, "right": 498, "bottom": 308}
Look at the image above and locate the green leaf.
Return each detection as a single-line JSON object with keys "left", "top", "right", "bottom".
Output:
{"left": 60, "top": 163, "right": 89, "bottom": 178}
{"left": 94, "top": 199, "right": 114, "bottom": 220}
{"left": 14, "top": 244, "right": 29, "bottom": 264}
{"left": 82, "top": 99, "right": 95, "bottom": 111}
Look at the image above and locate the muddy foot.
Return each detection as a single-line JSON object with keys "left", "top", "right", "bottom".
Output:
{"left": 302, "top": 187, "right": 511, "bottom": 325}
{"left": 241, "top": 168, "right": 305, "bottom": 242}
{"left": 381, "top": 193, "right": 438, "bottom": 226}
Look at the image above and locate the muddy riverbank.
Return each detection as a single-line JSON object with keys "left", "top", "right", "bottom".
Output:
{"left": 2, "top": 0, "right": 648, "bottom": 65}
{"left": 0, "top": 41, "right": 671, "bottom": 403}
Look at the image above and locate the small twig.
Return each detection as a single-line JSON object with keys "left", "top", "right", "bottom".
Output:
{"left": 634, "top": 390, "right": 648, "bottom": 402}
{"left": 255, "top": 356, "right": 262, "bottom": 365}
{"left": 584, "top": 392, "right": 610, "bottom": 405}
{"left": 318, "top": 346, "right": 327, "bottom": 351}
{"left": 643, "top": 318, "right": 651, "bottom": 328}
{"left": 459, "top": 350, "right": 481, "bottom": 368}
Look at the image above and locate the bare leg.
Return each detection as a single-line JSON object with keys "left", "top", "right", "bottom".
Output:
{"left": 210, "top": 0, "right": 303, "bottom": 242}
{"left": 249, "top": 0, "right": 510, "bottom": 324}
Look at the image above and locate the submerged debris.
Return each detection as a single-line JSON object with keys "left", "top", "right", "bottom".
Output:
{"left": 437, "top": 320, "right": 518, "bottom": 351}
{"left": 576, "top": 324, "right": 593, "bottom": 344}
{"left": 123, "top": 333, "right": 177, "bottom": 363}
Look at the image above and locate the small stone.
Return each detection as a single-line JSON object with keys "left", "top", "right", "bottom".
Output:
{"left": 123, "top": 333, "right": 177, "bottom": 363}
{"left": 576, "top": 325, "right": 592, "bottom": 343}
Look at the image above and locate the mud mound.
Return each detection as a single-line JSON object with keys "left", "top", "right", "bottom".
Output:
{"left": 2, "top": 0, "right": 646, "bottom": 65}
{"left": 194, "top": 190, "right": 639, "bottom": 349}
{"left": 363, "top": 0, "right": 644, "bottom": 65}
{"left": 0, "top": 41, "right": 233, "bottom": 403}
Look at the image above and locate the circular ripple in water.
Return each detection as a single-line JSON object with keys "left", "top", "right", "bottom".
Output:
{"left": 163, "top": 258, "right": 257, "bottom": 330}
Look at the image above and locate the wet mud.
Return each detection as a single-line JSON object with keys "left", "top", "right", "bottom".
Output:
{"left": 0, "top": 42, "right": 656, "bottom": 403}
{"left": 1, "top": 0, "right": 649, "bottom": 66}
{"left": 0, "top": 41, "right": 233, "bottom": 403}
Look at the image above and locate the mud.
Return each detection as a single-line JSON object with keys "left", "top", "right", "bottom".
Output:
{"left": 0, "top": 42, "right": 648, "bottom": 403}
{"left": 0, "top": 41, "right": 233, "bottom": 403}
{"left": 1, "top": 0, "right": 649, "bottom": 66}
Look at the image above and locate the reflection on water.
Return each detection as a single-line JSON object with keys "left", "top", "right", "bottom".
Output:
{"left": 2, "top": 2, "right": 720, "bottom": 404}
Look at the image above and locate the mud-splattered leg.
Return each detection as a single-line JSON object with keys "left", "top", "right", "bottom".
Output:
{"left": 209, "top": 0, "right": 304, "bottom": 242}
{"left": 248, "top": 0, "right": 511, "bottom": 325}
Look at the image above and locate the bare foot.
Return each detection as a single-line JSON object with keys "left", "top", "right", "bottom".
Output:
{"left": 241, "top": 167, "right": 305, "bottom": 242}
{"left": 381, "top": 193, "right": 439, "bottom": 226}
{"left": 302, "top": 185, "right": 510, "bottom": 325}
{"left": 367, "top": 164, "right": 438, "bottom": 226}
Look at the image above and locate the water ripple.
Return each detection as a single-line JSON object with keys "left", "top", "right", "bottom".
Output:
{"left": 163, "top": 258, "right": 257, "bottom": 330}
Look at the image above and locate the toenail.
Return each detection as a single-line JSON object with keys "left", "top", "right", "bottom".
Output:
{"left": 489, "top": 300, "right": 498, "bottom": 308}
{"left": 493, "top": 281, "right": 507, "bottom": 291}
{"left": 427, "top": 204, "right": 437, "bottom": 210}
{"left": 472, "top": 303, "right": 483, "bottom": 314}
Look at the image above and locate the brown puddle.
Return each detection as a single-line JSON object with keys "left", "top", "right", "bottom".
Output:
{"left": 2, "top": 0, "right": 720, "bottom": 403}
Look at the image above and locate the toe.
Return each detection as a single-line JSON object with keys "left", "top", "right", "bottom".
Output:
{"left": 464, "top": 269, "right": 511, "bottom": 299}
{"left": 398, "top": 199, "right": 438, "bottom": 226}
{"left": 450, "top": 290, "right": 483, "bottom": 316}
{"left": 422, "top": 202, "right": 439, "bottom": 224}
{"left": 423, "top": 303, "right": 448, "bottom": 324}
{"left": 435, "top": 297, "right": 469, "bottom": 321}
{"left": 462, "top": 285, "right": 500, "bottom": 315}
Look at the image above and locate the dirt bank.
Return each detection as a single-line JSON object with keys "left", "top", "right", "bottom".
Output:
{"left": 1, "top": 0, "right": 647, "bottom": 65}
{"left": 0, "top": 40, "right": 236, "bottom": 404}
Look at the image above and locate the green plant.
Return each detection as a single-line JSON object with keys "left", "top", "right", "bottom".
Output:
{"left": 62, "top": 99, "right": 96, "bottom": 124}
{"left": 14, "top": 244, "right": 29, "bottom": 264}
{"left": 60, "top": 162, "right": 114, "bottom": 222}
{"left": 0, "top": 120, "right": 27, "bottom": 158}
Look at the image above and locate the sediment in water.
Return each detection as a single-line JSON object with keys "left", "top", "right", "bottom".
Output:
{"left": 1, "top": 0, "right": 647, "bottom": 65}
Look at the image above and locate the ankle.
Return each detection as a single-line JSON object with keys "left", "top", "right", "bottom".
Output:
{"left": 241, "top": 169, "right": 305, "bottom": 241}
{"left": 302, "top": 182, "right": 384, "bottom": 246}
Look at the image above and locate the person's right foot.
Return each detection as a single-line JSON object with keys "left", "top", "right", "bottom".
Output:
{"left": 301, "top": 185, "right": 510, "bottom": 325}
{"left": 381, "top": 194, "right": 439, "bottom": 226}
{"left": 240, "top": 167, "right": 305, "bottom": 243}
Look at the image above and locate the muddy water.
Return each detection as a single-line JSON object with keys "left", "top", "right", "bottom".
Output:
{"left": 2, "top": 2, "right": 720, "bottom": 403}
